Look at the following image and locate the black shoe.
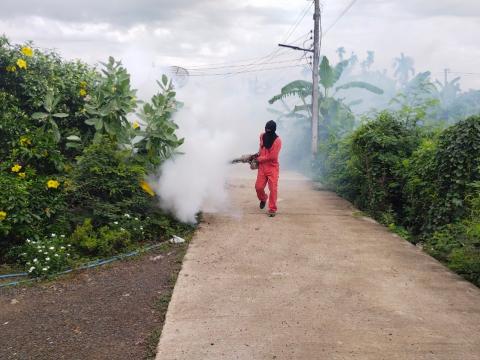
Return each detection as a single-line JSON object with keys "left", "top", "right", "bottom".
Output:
{"left": 259, "top": 201, "right": 266, "bottom": 209}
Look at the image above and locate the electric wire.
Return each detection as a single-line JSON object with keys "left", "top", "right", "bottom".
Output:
{"left": 323, "top": 0, "right": 358, "bottom": 36}
{"left": 187, "top": 63, "right": 308, "bottom": 77}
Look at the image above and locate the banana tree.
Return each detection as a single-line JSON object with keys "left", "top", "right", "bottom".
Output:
{"left": 268, "top": 56, "right": 383, "bottom": 146}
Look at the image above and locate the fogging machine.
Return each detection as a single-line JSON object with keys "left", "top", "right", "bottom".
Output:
{"left": 231, "top": 154, "right": 258, "bottom": 170}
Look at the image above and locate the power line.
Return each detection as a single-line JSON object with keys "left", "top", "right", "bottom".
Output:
{"left": 433, "top": 71, "right": 480, "bottom": 77}
{"left": 282, "top": 1, "right": 314, "bottom": 44}
{"left": 449, "top": 71, "right": 480, "bottom": 76}
{"left": 186, "top": 56, "right": 306, "bottom": 73}
{"left": 180, "top": 3, "right": 313, "bottom": 72}
{"left": 227, "top": 2, "right": 313, "bottom": 76}
{"left": 323, "top": 0, "right": 358, "bottom": 36}
{"left": 187, "top": 63, "right": 309, "bottom": 77}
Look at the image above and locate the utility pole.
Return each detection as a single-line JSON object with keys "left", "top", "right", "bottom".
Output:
{"left": 311, "top": 0, "right": 321, "bottom": 155}
{"left": 277, "top": 1, "right": 320, "bottom": 155}
{"left": 444, "top": 68, "right": 449, "bottom": 87}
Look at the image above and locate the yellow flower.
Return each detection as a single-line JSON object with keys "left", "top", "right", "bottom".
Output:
{"left": 11, "top": 164, "right": 22, "bottom": 173}
{"left": 79, "top": 88, "right": 87, "bottom": 97}
{"left": 18, "top": 172, "right": 26, "bottom": 179}
{"left": 16, "top": 59, "right": 27, "bottom": 70}
{"left": 21, "top": 46, "right": 33, "bottom": 57}
{"left": 140, "top": 180, "right": 155, "bottom": 196}
{"left": 0, "top": 211, "right": 6, "bottom": 221}
{"left": 47, "top": 179, "right": 60, "bottom": 189}
{"left": 80, "top": 81, "right": 87, "bottom": 88}
{"left": 19, "top": 136, "right": 32, "bottom": 146}
{"left": 6, "top": 65, "right": 17, "bottom": 72}
{"left": 132, "top": 121, "right": 140, "bottom": 129}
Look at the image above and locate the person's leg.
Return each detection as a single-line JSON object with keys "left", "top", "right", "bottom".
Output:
{"left": 267, "top": 173, "right": 279, "bottom": 212}
{"left": 255, "top": 171, "right": 268, "bottom": 203}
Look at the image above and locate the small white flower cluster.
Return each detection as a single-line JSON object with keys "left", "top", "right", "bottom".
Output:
{"left": 23, "top": 236, "right": 72, "bottom": 276}
{"left": 111, "top": 214, "right": 146, "bottom": 239}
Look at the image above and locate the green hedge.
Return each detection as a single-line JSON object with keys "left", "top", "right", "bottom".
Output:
{"left": 0, "top": 37, "right": 188, "bottom": 277}
{"left": 319, "top": 113, "right": 480, "bottom": 285}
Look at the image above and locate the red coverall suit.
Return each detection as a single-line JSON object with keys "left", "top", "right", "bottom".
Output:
{"left": 255, "top": 133, "right": 282, "bottom": 212}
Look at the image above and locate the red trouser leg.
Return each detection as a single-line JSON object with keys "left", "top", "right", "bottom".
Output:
{"left": 267, "top": 173, "right": 278, "bottom": 212}
{"left": 255, "top": 171, "right": 268, "bottom": 202}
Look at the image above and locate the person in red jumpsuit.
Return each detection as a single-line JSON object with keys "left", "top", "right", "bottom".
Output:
{"left": 255, "top": 120, "right": 282, "bottom": 217}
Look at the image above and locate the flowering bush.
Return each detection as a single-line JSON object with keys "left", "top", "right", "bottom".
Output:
{"left": 0, "top": 37, "right": 187, "bottom": 274}
{"left": 15, "top": 234, "right": 72, "bottom": 277}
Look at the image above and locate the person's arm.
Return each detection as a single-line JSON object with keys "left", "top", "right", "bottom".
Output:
{"left": 257, "top": 138, "right": 281, "bottom": 163}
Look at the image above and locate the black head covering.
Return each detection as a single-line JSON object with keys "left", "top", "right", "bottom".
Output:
{"left": 262, "top": 120, "right": 278, "bottom": 149}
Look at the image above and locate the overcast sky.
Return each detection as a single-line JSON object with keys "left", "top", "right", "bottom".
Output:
{"left": 1, "top": 0, "right": 479, "bottom": 93}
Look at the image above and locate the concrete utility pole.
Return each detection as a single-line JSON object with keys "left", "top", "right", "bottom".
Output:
{"left": 311, "top": 0, "right": 321, "bottom": 155}
{"left": 277, "top": 1, "right": 321, "bottom": 155}
{"left": 444, "top": 68, "right": 450, "bottom": 87}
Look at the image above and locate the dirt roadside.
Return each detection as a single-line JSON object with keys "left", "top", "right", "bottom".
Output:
{"left": 0, "top": 242, "right": 187, "bottom": 360}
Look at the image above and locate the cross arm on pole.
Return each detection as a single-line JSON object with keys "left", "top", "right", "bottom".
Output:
{"left": 278, "top": 44, "right": 314, "bottom": 53}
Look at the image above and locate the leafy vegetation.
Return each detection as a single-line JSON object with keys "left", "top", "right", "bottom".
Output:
{"left": 0, "top": 37, "right": 188, "bottom": 277}
{"left": 269, "top": 46, "right": 480, "bottom": 286}
{"left": 319, "top": 114, "right": 480, "bottom": 286}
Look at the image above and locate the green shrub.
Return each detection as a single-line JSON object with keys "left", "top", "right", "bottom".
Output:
{"left": 84, "top": 57, "right": 137, "bottom": 144}
{"left": 14, "top": 235, "right": 72, "bottom": 277}
{"left": 69, "top": 218, "right": 131, "bottom": 257}
{"left": 402, "top": 138, "right": 439, "bottom": 233}
{"left": 347, "top": 111, "right": 422, "bottom": 218}
{"left": 67, "top": 137, "right": 152, "bottom": 226}
{"left": 0, "top": 38, "right": 187, "bottom": 272}
{"left": 428, "top": 116, "right": 480, "bottom": 227}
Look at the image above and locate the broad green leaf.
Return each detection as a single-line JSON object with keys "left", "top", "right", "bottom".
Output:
{"left": 66, "top": 135, "right": 81, "bottom": 142}
{"left": 53, "top": 113, "right": 69, "bottom": 118}
{"left": 32, "top": 112, "right": 48, "bottom": 120}
{"left": 268, "top": 80, "right": 312, "bottom": 104}
{"left": 319, "top": 56, "right": 335, "bottom": 90}
{"left": 335, "top": 81, "right": 384, "bottom": 95}
{"left": 85, "top": 118, "right": 100, "bottom": 126}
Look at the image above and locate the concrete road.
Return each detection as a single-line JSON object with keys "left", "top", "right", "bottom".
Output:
{"left": 156, "top": 170, "right": 480, "bottom": 360}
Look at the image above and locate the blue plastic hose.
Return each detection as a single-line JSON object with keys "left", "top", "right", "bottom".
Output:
{"left": 0, "top": 243, "right": 166, "bottom": 288}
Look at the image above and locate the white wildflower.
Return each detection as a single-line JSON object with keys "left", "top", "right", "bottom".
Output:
{"left": 49, "top": 246, "right": 54, "bottom": 250}
{"left": 114, "top": 221, "right": 119, "bottom": 225}
{"left": 45, "top": 257, "right": 50, "bottom": 261}
{"left": 54, "top": 254, "right": 59, "bottom": 257}
{"left": 51, "top": 233, "right": 56, "bottom": 237}
{"left": 28, "top": 266, "right": 35, "bottom": 273}
{"left": 33, "top": 258, "right": 38, "bottom": 263}
{"left": 42, "top": 267, "right": 48, "bottom": 271}
{"left": 124, "top": 213, "right": 131, "bottom": 218}
{"left": 60, "top": 246, "right": 65, "bottom": 250}
{"left": 60, "top": 235, "right": 65, "bottom": 238}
